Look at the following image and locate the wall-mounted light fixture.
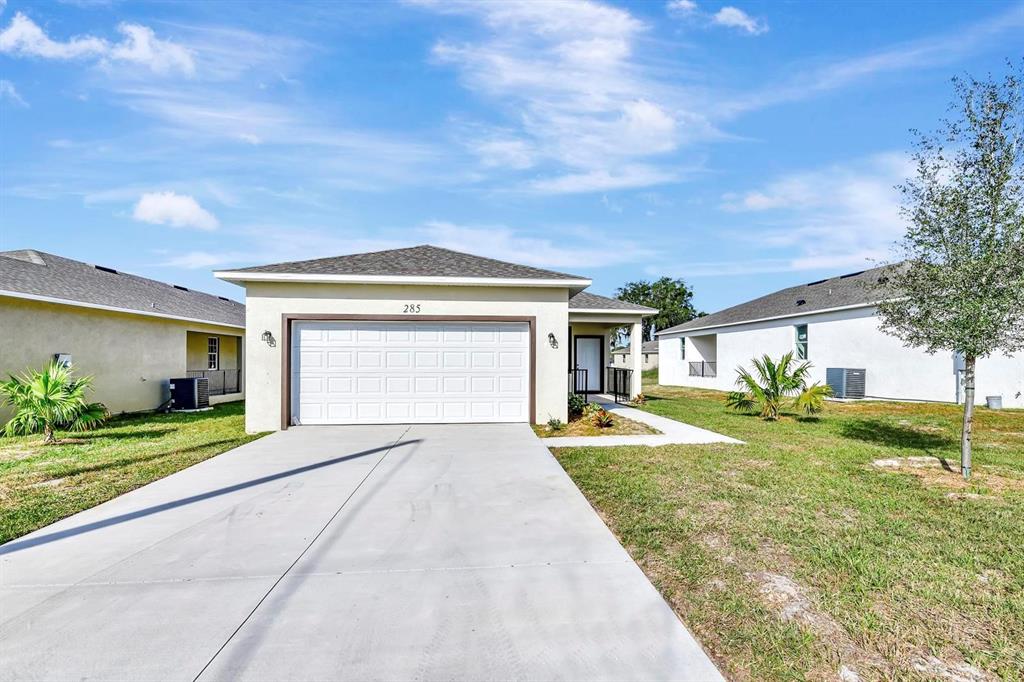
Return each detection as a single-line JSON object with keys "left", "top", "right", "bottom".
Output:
{"left": 547, "top": 332, "right": 558, "bottom": 349}
{"left": 261, "top": 330, "right": 276, "bottom": 347}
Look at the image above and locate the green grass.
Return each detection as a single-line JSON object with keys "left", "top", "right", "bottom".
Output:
{"left": 553, "top": 384, "right": 1024, "bottom": 681}
{"left": 0, "top": 401, "right": 266, "bottom": 544}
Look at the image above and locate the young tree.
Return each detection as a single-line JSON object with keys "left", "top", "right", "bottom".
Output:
{"left": 615, "top": 277, "right": 701, "bottom": 341}
{"left": 876, "top": 65, "right": 1024, "bottom": 479}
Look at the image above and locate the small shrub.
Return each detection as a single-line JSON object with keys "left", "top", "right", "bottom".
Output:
{"left": 591, "top": 409, "right": 614, "bottom": 428}
{"left": 631, "top": 393, "right": 647, "bottom": 406}
{"left": 726, "top": 352, "right": 833, "bottom": 421}
{"left": 568, "top": 392, "right": 586, "bottom": 417}
{"left": 1, "top": 361, "right": 108, "bottom": 444}
{"left": 583, "top": 402, "right": 603, "bottom": 417}
{"left": 546, "top": 417, "right": 565, "bottom": 432}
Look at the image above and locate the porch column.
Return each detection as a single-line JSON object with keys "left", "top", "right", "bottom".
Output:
{"left": 630, "top": 321, "right": 643, "bottom": 397}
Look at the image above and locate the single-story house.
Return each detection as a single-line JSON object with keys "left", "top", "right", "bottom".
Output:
{"left": 657, "top": 265, "right": 1024, "bottom": 408}
{"left": 612, "top": 340, "right": 659, "bottom": 370}
{"left": 0, "top": 249, "right": 245, "bottom": 418}
{"left": 214, "top": 245, "right": 655, "bottom": 433}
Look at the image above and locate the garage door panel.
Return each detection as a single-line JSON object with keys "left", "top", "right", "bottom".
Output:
{"left": 499, "top": 376, "right": 523, "bottom": 393}
{"left": 443, "top": 376, "right": 467, "bottom": 393}
{"left": 442, "top": 402, "right": 467, "bottom": 418}
{"left": 385, "top": 351, "right": 411, "bottom": 368}
{"left": 293, "top": 321, "right": 530, "bottom": 425}
{"left": 327, "top": 403, "right": 353, "bottom": 420}
{"left": 442, "top": 351, "right": 467, "bottom": 368}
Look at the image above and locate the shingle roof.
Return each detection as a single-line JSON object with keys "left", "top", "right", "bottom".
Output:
{"left": 226, "top": 245, "right": 589, "bottom": 281}
{"left": 568, "top": 291, "right": 656, "bottom": 312}
{"left": 0, "top": 250, "right": 245, "bottom": 327}
{"left": 611, "top": 340, "right": 659, "bottom": 354}
{"left": 658, "top": 264, "right": 892, "bottom": 335}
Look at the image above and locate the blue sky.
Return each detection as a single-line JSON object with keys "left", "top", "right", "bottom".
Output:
{"left": 1, "top": 0, "right": 1021, "bottom": 310}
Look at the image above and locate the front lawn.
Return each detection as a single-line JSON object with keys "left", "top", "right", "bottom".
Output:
{"left": 554, "top": 384, "right": 1024, "bottom": 681}
{"left": 0, "top": 401, "right": 265, "bottom": 544}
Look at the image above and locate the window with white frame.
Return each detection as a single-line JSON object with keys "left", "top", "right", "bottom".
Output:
{"left": 207, "top": 337, "right": 220, "bottom": 370}
{"left": 795, "top": 325, "right": 808, "bottom": 360}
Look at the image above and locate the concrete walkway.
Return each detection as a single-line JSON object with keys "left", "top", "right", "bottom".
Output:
{"left": 542, "top": 395, "right": 744, "bottom": 447}
{"left": 0, "top": 423, "right": 722, "bottom": 681}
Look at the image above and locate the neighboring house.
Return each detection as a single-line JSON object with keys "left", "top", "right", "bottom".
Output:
{"left": 611, "top": 340, "right": 659, "bottom": 370}
{"left": 657, "top": 265, "right": 1024, "bottom": 408}
{"left": 214, "top": 245, "right": 655, "bottom": 432}
{"left": 0, "top": 249, "right": 246, "bottom": 418}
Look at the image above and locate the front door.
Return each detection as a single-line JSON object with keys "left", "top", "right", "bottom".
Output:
{"left": 574, "top": 336, "right": 603, "bottom": 392}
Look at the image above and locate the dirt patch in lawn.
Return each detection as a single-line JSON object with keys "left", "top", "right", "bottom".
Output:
{"left": 871, "top": 456, "right": 1024, "bottom": 494}
{"left": 746, "top": 570, "right": 891, "bottom": 680}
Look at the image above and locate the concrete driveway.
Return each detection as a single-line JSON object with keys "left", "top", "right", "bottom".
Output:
{"left": 0, "top": 424, "right": 721, "bottom": 681}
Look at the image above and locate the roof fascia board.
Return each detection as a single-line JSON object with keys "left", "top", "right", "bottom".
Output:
{"left": 0, "top": 289, "right": 244, "bottom": 330}
{"left": 214, "top": 271, "right": 592, "bottom": 288}
{"left": 656, "top": 301, "right": 878, "bottom": 336}
{"left": 569, "top": 307, "right": 656, "bottom": 315}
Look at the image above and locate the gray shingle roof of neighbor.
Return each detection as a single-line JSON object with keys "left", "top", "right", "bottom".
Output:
{"left": 0, "top": 249, "right": 245, "bottom": 328}
{"left": 658, "top": 264, "right": 894, "bottom": 335}
{"left": 568, "top": 290, "right": 657, "bottom": 312}
{"left": 225, "top": 244, "right": 590, "bottom": 281}
{"left": 611, "top": 340, "right": 659, "bottom": 354}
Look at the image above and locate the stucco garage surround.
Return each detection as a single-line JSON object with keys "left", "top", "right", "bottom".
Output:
{"left": 242, "top": 282, "right": 568, "bottom": 433}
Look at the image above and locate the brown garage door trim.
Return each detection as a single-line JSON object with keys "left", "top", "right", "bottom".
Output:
{"left": 281, "top": 314, "right": 537, "bottom": 430}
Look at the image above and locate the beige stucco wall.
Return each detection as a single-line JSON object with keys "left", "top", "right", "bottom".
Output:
{"left": 240, "top": 282, "right": 570, "bottom": 432}
{"left": 569, "top": 318, "right": 646, "bottom": 396}
{"left": 0, "top": 295, "right": 243, "bottom": 419}
{"left": 186, "top": 332, "right": 241, "bottom": 370}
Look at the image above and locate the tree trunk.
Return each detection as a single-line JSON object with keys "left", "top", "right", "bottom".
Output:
{"left": 43, "top": 423, "right": 56, "bottom": 445}
{"left": 960, "top": 354, "right": 975, "bottom": 480}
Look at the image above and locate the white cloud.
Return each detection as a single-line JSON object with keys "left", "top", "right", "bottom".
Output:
{"left": 417, "top": 0, "right": 698, "bottom": 192}
{"left": 0, "top": 78, "right": 26, "bottom": 106}
{"left": 107, "top": 23, "right": 195, "bottom": 76}
{"left": 160, "top": 219, "right": 653, "bottom": 273}
{"left": 717, "top": 4, "right": 1024, "bottom": 116}
{"left": 673, "top": 153, "right": 915, "bottom": 276}
{"left": 666, "top": 0, "right": 698, "bottom": 13}
{"left": 711, "top": 7, "right": 768, "bottom": 35}
{"left": 132, "top": 191, "right": 219, "bottom": 230}
{"left": 420, "top": 220, "right": 652, "bottom": 270}
{"left": 0, "top": 12, "right": 194, "bottom": 74}
{"left": 161, "top": 251, "right": 227, "bottom": 269}
{"left": 472, "top": 136, "right": 536, "bottom": 170}
{"left": 528, "top": 165, "right": 680, "bottom": 194}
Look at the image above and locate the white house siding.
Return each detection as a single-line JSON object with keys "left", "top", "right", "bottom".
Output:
{"left": 658, "top": 305, "right": 1024, "bottom": 408}
{"left": 243, "top": 282, "right": 570, "bottom": 433}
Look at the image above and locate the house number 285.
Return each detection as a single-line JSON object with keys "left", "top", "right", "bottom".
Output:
{"left": 403, "top": 303, "right": 422, "bottom": 313}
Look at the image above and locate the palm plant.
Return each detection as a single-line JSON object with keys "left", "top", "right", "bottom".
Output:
{"left": 1, "top": 361, "right": 108, "bottom": 444}
{"left": 725, "top": 352, "right": 832, "bottom": 420}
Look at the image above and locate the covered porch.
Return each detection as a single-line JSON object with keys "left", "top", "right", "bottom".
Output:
{"left": 185, "top": 330, "right": 244, "bottom": 403}
{"left": 567, "top": 293, "right": 656, "bottom": 403}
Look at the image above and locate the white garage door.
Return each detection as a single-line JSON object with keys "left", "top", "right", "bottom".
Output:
{"left": 291, "top": 320, "right": 531, "bottom": 425}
